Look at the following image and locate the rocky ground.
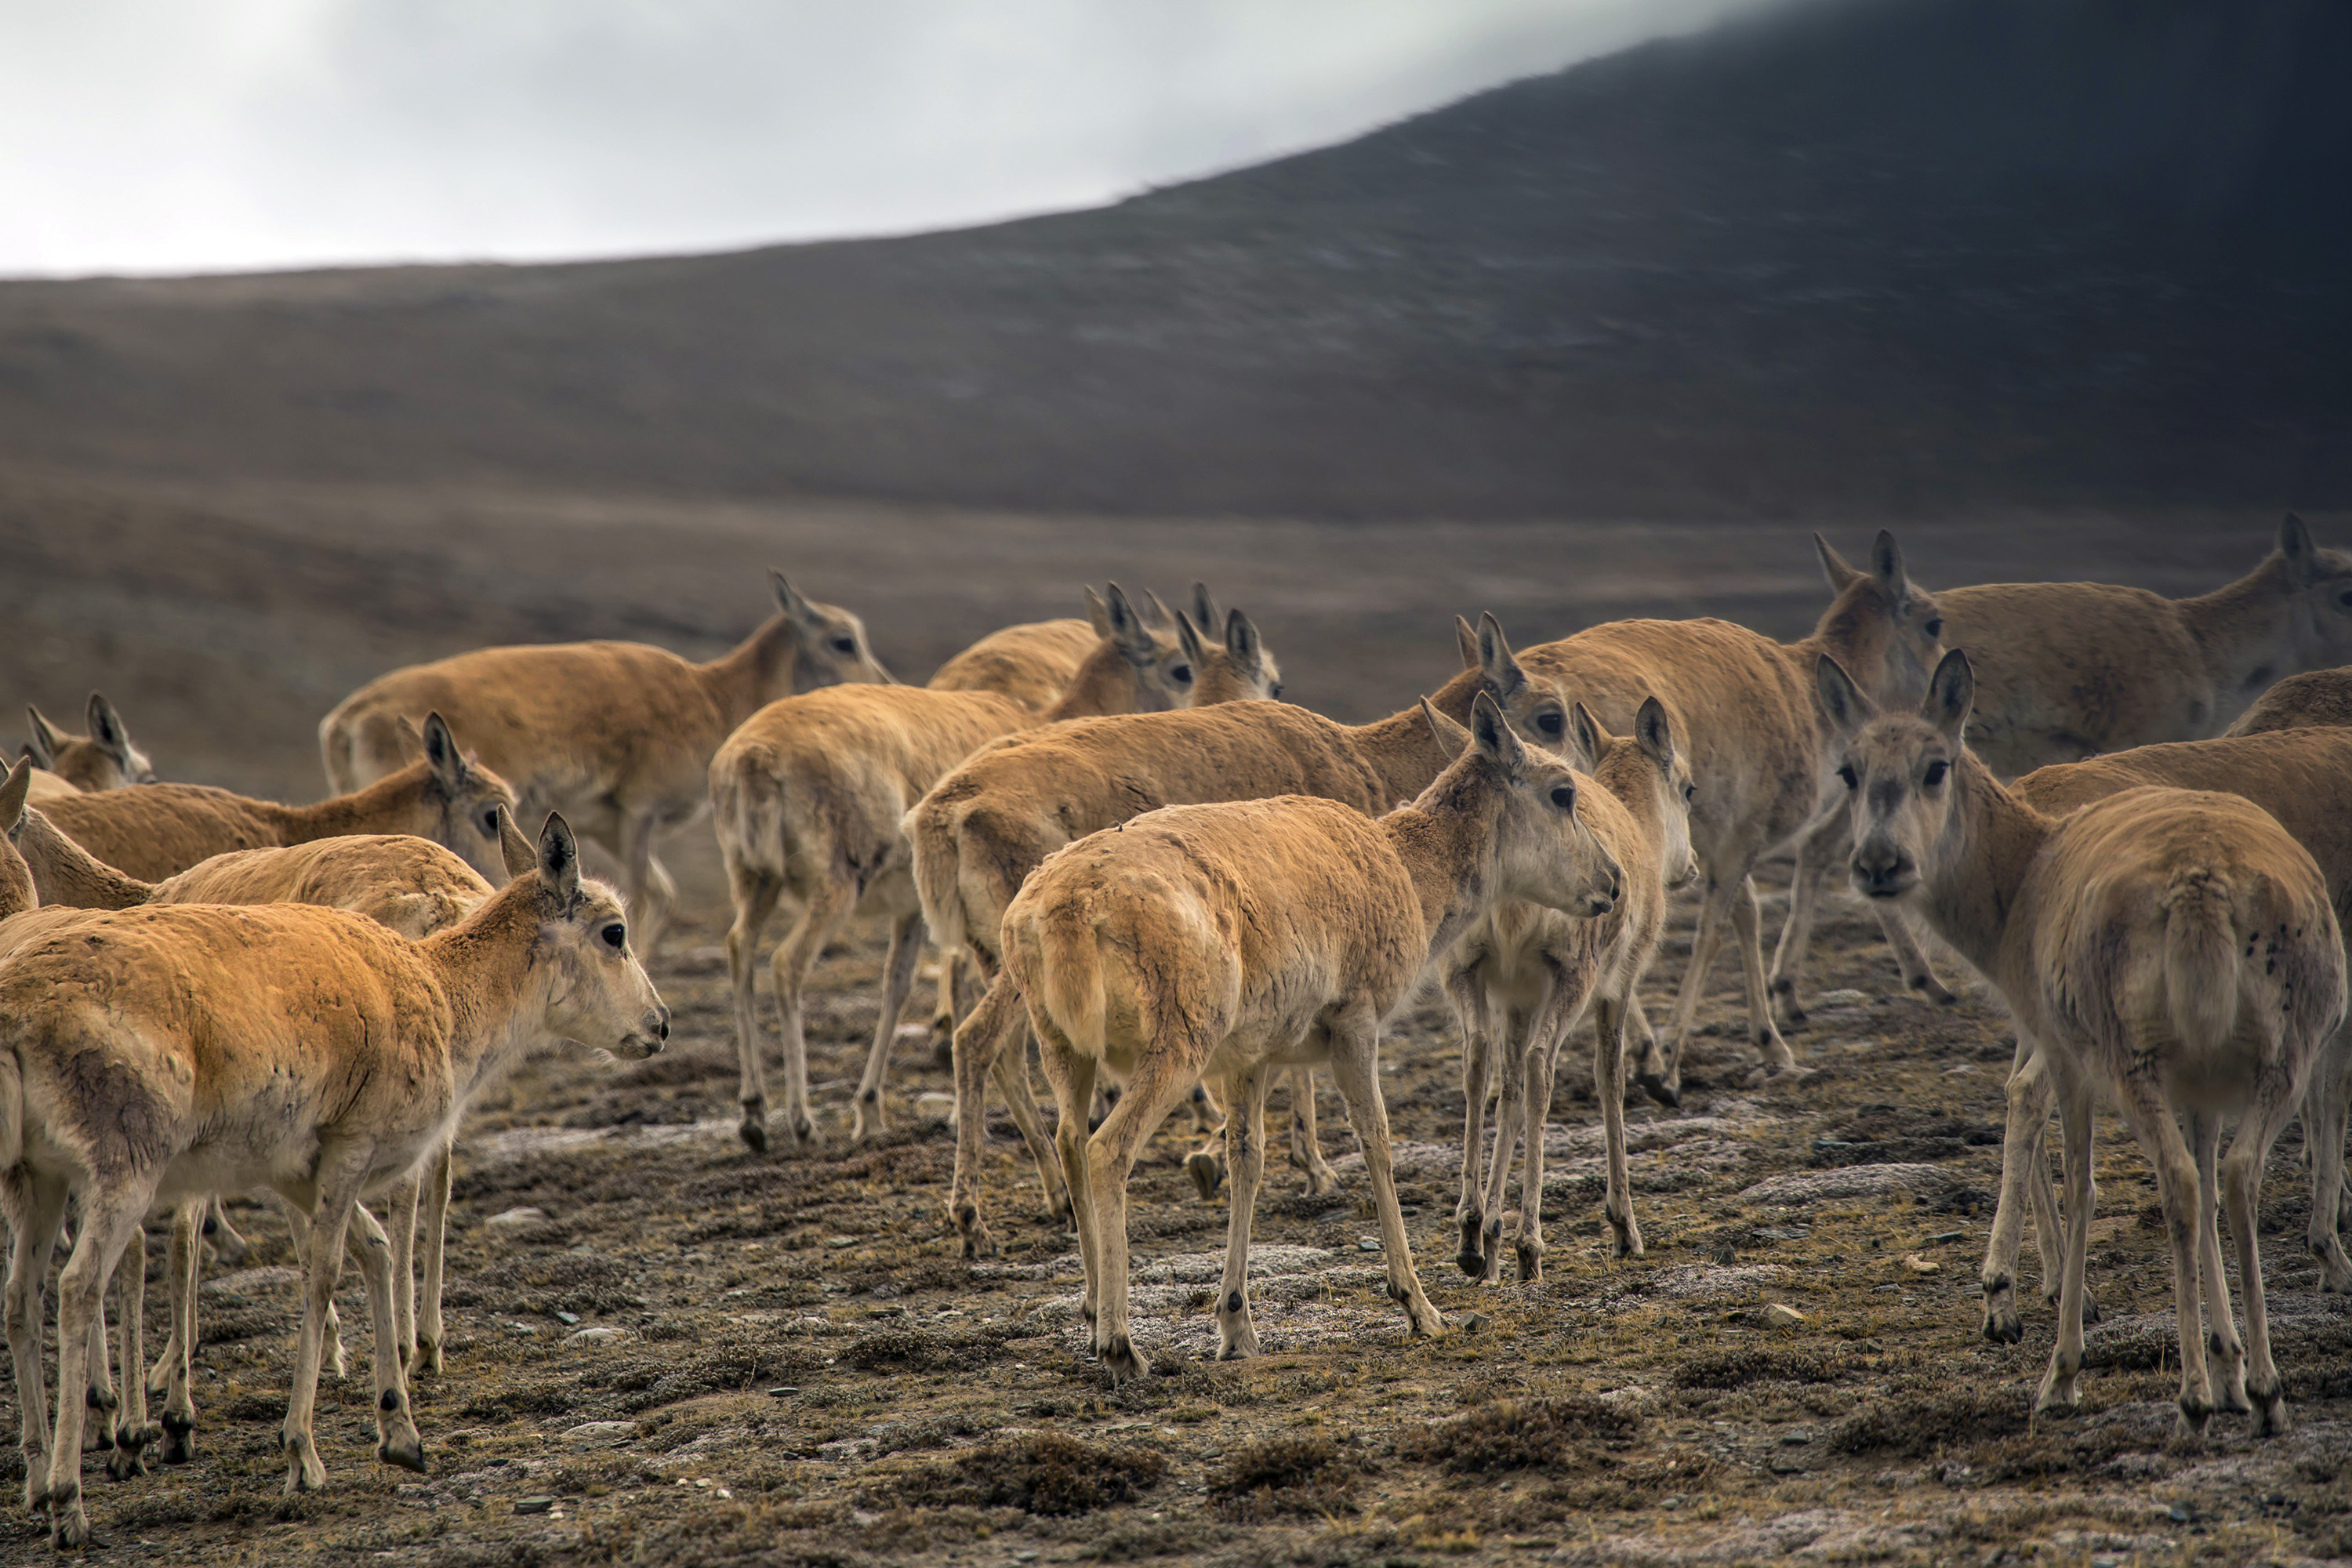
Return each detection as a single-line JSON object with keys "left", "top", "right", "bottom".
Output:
{"left": 15, "top": 869, "right": 2352, "bottom": 1567}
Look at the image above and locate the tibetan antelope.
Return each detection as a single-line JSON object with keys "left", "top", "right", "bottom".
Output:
{"left": 23, "top": 694, "right": 154, "bottom": 803}
{"left": 913, "top": 622, "right": 1568, "bottom": 1256}
{"left": 2227, "top": 665, "right": 2352, "bottom": 737}
{"left": 0, "top": 813, "right": 666, "bottom": 1544}
{"left": 1501, "top": 532, "right": 1943, "bottom": 1104}
{"left": 1966, "top": 727, "right": 2352, "bottom": 1345}
{"left": 1447, "top": 697, "right": 1694, "bottom": 1283}
{"left": 1820, "top": 649, "right": 2343, "bottom": 1438}
{"left": 319, "top": 572, "right": 891, "bottom": 945}
{"left": 38, "top": 713, "right": 515, "bottom": 884}
{"left": 1006, "top": 693, "right": 1621, "bottom": 1381}
{"left": 710, "top": 587, "right": 1272, "bottom": 1152}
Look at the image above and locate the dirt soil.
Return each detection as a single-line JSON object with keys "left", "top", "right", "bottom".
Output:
{"left": 3, "top": 477, "right": 2350, "bottom": 1566}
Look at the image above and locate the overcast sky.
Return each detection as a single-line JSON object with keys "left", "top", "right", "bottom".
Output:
{"left": 0, "top": 0, "right": 1756, "bottom": 278}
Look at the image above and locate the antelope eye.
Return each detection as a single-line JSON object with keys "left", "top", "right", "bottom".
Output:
{"left": 1923, "top": 617, "right": 1944, "bottom": 639}
{"left": 1170, "top": 664, "right": 1192, "bottom": 683}
{"left": 1269, "top": 682, "right": 1283, "bottom": 699}
{"left": 1923, "top": 760, "right": 1949, "bottom": 787}
{"left": 1549, "top": 785, "right": 1575, "bottom": 810}
{"left": 1837, "top": 764, "right": 1858, "bottom": 791}
{"left": 601, "top": 923, "right": 627, "bottom": 950}
{"left": 480, "top": 809, "right": 499, "bottom": 836}
{"left": 833, "top": 637, "right": 857, "bottom": 654}
{"left": 1537, "top": 711, "right": 1563, "bottom": 735}
{"left": 1683, "top": 782, "right": 1697, "bottom": 803}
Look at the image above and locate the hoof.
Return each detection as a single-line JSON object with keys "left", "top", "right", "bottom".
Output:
{"left": 1911, "top": 974, "right": 1958, "bottom": 1006}
{"left": 1102, "top": 1338, "right": 1149, "bottom": 1385}
{"left": 929, "top": 1024, "right": 956, "bottom": 1071}
{"left": 1983, "top": 1308, "right": 2024, "bottom": 1345}
{"left": 1635, "top": 1071, "right": 1681, "bottom": 1110}
{"left": 1455, "top": 1213, "right": 1486, "bottom": 1279}
{"left": 2080, "top": 1292, "right": 2102, "bottom": 1328}
{"left": 418, "top": 1338, "right": 445, "bottom": 1377}
{"left": 2252, "top": 1389, "right": 2290, "bottom": 1439}
{"left": 377, "top": 1437, "right": 427, "bottom": 1475}
{"left": 1516, "top": 1239, "right": 1546, "bottom": 1283}
{"left": 956, "top": 1221, "right": 997, "bottom": 1261}
{"left": 739, "top": 1105, "right": 769, "bottom": 1154}
{"left": 160, "top": 1415, "right": 195, "bottom": 1466}
{"left": 1183, "top": 1150, "right": 1225, "bottom": 1203}
{"left": 104, "top": 1443, "right": 148, "bottom": 1484}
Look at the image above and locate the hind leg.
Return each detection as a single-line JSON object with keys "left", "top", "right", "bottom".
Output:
{"left": 155, "top": 1203, "right": 200, "bottom": 1464}
{"left": 771, "top": 875, "right": 857, "bottom": 1150}
{"left": 1327, "top": 1010, "right": 1447, "bottom": 1341}
{"left": 2034, "top": 1083, "right": 2099, "bottom": 1418}
{"left": 851, "top": 909, "right": 929, "bottom": 1143}
{"left": 1210, "top": 1067, "right": 1274, "bottom": 1362}
{"left": 1446, "top": 964, "right": 1500, "bottom": 1276}
{"left": 47, "top": 1186, "right": 154, "bottom": 1547}
{"left": 417, "top": 1142, "right": 453, "bottom": 1374}
{"left": 2305, "top": 1025, "right": 2352, "bottom": 1293}
{"left": 2111, "top": 1069, "right": 2213, "bottom": 1437}
{"left": 616, "top": 808, "right": 676, "bottom": 952}
{"left": 1285, "top": 1068, "right": 1339, "bottom": 1196}
{"left": 5, "top": 1172, "right": 68, "bottom": 1515}
{"left": 2226, "top": 1063, "right": 2309, "bottom": 1436}
{"left": 1728, "top": 874, "right": 1798, "bottom": 1077}
{"left": 106, "top": 1225, "right": 153, "bottom": 1482}
{"left": 1769, "top": 812, "right": 1843, "bottom": 1030}
{"left": 724, "top": 862, "right": 785, "bottom": 1152}
{"left": 203, "top": 1197, "right": 252, "bottom": 1265}
{"left": 1643, "top": 869, "right": 1740, "bottom": 1106}
{"left": 2188, "top": 1111, "right": 2249, "bottom": 1414}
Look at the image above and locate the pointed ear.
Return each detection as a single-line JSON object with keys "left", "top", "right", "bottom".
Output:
{"left": 1223, "top": 608, "right": 1263, "bottom": 676}
{"left": 1191, "top": 583, "right": 1221, "bottom": 637}
{"left": 1566, "top": 702, "right": 1606, "bottom": 772}
{"left": 392, "top": 714, "right": 427, "bottom": 765}
{"left": 495, "top": 804, "right": 537, "bottom": 882}
{"left": 1420, "top": 697, "right": 1470, "bottom": 759}
{"left": 2281, "top": 514, "right": 2320, "bottom": 586}
{"left": 1634, "top": 695, "right": 1676, "bottom": 771}
{"left": 1925, "top": 648, "right": 1974, "bottom": 742}
{"left": 1454, "top": 615, "right": 1479, "bottom": 672}
{"left": 23, "top": 707, "right": 60, "bottom": 770}
{"left": 421, "top": 712, "right": 469, "bottom": 794}
{"left": 1470, "top": 690, "right": 1526, "bottom": 776}
{"left": 1174, "top": 610, "right": 1207, "bottom": 673}
{"left": 0, "top": 755, "right": 31, "bottom": 832}
{"left": 1138, "top": 588, "right": 1175, "bottom": 632}
{"left": 1103, "top": 583, "right": 1156, "bottom": 662}
{"left": 85, "top": 693, "right": 129, "bottom": 760}
{"left": 537, "top": 811, "right": 581, "bottom": 908}
{"left": 1871, "top": 529, "right": 1908, "bottom": 607}
{"left": 1816, "top": 654, "right": 1875, "bottom": 736}
{"left": 1476, "top": 612, "right": 1528, "bottom": 698}
{"left": 771, "top": 569, "right": 813, "bottom": 621}
{"left": 1083, "top": 586, "right": 1112, "bottom": 639}
{"left": 1814, "top": 533, "right": 1863, "bottom": 593}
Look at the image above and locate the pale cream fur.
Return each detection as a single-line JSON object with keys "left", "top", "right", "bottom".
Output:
{"left": 0, "top": 813, "right": 666, "bottom": 1544}
{"left": 318, "top": 572, "right": 891, "bottom": 944}
{"left": 1004, "top": 693, "right": 1620, "bottom": 1381}
{"left": 1820, "top": 649, "right": 2343, "bottom": 1439}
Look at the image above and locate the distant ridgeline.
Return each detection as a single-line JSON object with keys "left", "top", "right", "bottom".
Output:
{"left": 0, "top": 0, "right": 2344, "bottom": 519}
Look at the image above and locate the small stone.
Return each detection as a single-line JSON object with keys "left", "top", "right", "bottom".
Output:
{"left": 1901, "top": 1253, "right": 1939, "bottom": 1276}
{"left": 1779, "top": 1431, "right": 1811, "bottom": 1446}
{"left": 569, "top": 1326, "right": 625, "bottom": 1345}
{"left": 1357, "top": 1237, "right": 1381, "bottom": 1252}
{"left": 695, "top": 1478, "right": 713, "bottom": 1489}
{"left": 504, "top": 1321, "right": 537, "bottom": 1337}
{"left": 486, "top": 1207, "right": 548, "bottom": 1229}
{"left": 1814, "top": 989, "right": 1869, "bottom": 1007}
{"left": 1762, "top": 1304, "right": 1806, "bottom": 1329}
{"left": 553, "top": 1310, "right": 581, "bottom": 1326}
{"left": 1461, "top": 1312, "right": 1490, "bottom": 1334}
{"left": 562, "top": 1421, "right": 637, "bottom": 1447}
{"left": 716, "top": 1488, "right": 732, "bottom": 1499}
{"left": 826, "top": 1236, "right": 858, "bottom": 1248}
{"left": 2168, "top": 1504, "right": 2191, "bottom": 1524}
{"left": 514, "top": 1495, "right": 557, "bottom": 1515}
{"left": 913, "top": 1091, "right": 956, "bottom": 1121}
{"left": 768, "top": 1386, "right": 799, "bottom": 1399}
{"left": 1924, "top": 1231, "right": 1966, "bottom": 1245}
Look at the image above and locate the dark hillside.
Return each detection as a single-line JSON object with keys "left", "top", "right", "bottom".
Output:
{"left": 1, "top": 0, "right": 2343, "bottom": 518}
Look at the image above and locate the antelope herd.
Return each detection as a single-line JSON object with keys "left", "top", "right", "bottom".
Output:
{"left": 3, "top": 517, "right": 2350, "bottom": 1547}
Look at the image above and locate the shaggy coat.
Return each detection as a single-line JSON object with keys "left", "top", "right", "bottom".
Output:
{"left": 2226, "top": 664, "right": 2352, "bottom": 737}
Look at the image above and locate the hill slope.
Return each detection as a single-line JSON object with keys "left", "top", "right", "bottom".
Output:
{"left": 2, "top": 0, "right": 2344, "bottom": 519}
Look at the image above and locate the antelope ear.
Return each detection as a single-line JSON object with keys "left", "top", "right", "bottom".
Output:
{"left": 1816, "top": 654, "right": 1875, "bottom": 736}
{"left": 2281, "top": 514, "right": 2320, "bottom": 587}
{"left": 1476, "top": 612, "right": 1529, "bottom": 698}
{"left": 1104, "top": 583, "right": 1157, "bottom": 664}
{"left": 1925, "top": 648, "right": 1975, "bottom": 742}
{"left": 1454, "top": 615, "right": 1479, "bottom": 672}
{"left": 537, "top": 811, "right": 582, "bottom": 907}
{"left": 1634, "top": 695, "right": 1676, "bottom": 771}
{"left": 1083, "top": 586, "right": 1112, "bottom": 639}
{"left": 421, "top": 712, "right": 468, "bottom": 793}
{"left": 1191, "top": 583, "right": 1221, "bottom": 637}
{"left": 85, "top": 693, "right": 130, "bottom": 760}
{"left": 1470, "top": 690, "right": 1526, "bottom": 776}
{"left": 23, "top": 707, "right": 60, "bottom": 770}
{"left": 1871, "top": 530, "right": 1909, "bottom": 608}
{"left": 1567, "top": 702, "right": 1607, "bottom": 772}
{"left": 1173, "top": 610, "right": 1207, "bottom": 678}
{"left": 1421, "top": 697, "right": 1470, "bottom": 759}
{"left": 771, "top": 569, "right": 814, "bottom": 621}
{"left": 0, "top": 755, "right": 31, "bottom": 831}
{"left": 1138, "top": 588, "right": 1176, "bottom": 632}
{"left": 495, "top": 805, "right": 537, "bottom": 883}
{"left": 1223, "top": 608, "right": 1264, "bottom": 677}
{"left": 1814, "top": 534, "right": 1864, "bottom": 593}
{"left": 392, "top": 714, "right": 427, "bottom": 765}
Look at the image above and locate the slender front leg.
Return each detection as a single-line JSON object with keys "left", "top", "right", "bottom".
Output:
{"left": 1285, "top": 1068, "right": 1339, "bottom": 1196}
{"left": 2035, "top": 1085, "right": 2097, "bottom": 1418}
{"left": 2187, "top": 1111, "right": 2250, "bottom": 1414}
{"left": 156, "top": 1202, "right": 201, "bottom": 1463}
{"left": 1445, "top": 964, "right": 1498, "bottom": 1276}
{"left": 1645, "top": 870, "right": 1739, "bottom": 1107}
{"left": 347, "top": 1205, "right": 426, "bottom": 1472}
{"left": 928, "top": 948, "right": 964, "bottom": 1067}
{"left": 852, "top": 909, "right": 929, "bottom": 1143}
{"left": 281, "top": 1153, "right": 371, "bottom": 1495}
{"left": 106, "top": 1225, "right": 152, "bottom": 1482}
{"left": 392, "top": 1172, "right": 421, "bottom": 1368}
{"left": 724, "top": 866, "right": 784, "bottom": 1152}
{"left": 1181, "top": 1079, "right": 1227, "bottom": 1202}
{"left": 1984, "top": 1036, "right": 2053, "bottom": 1344}
{"left": 5, "top": 1173, "right": 68, "bottom": 1515}
{"left": 83, "top": 1287, "right": 118, "bottom": 1453}
{"left": 1212, "top": 1069, "right": 1273, "bottom": 1361}
{"left": 771, "top": 876, "right": 858, "bottom": 1151}
{"left": 2306, "top": 1027, "right": 2352, "bottom": 1293}
{"left": 1036, "top": 1032, "right": 1102, "bottom": 1341}
{"left": 418, "top": 1142, "right": 453, "bottom": 1374}
{"left": 1727, "top": 875, "right": 1798, "bottom": 1076}
{"left": 1327, "top": 1018, "right": 1447, "bottom": 1341}
{"left": 278, "top": 1197, "right": 345, "bottom": 1377}
{"left": 1768, "top": 814, "right": 1843, "bottom": 1029}
{"left": 1590, "top": 993, "right": 1642, "bottom": 1264}
{"left": 1874, "top": 903, "right": 1955, "bottom": 1004}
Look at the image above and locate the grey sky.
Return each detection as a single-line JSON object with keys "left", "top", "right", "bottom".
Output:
{"left": 2, "top": 0, "right": 1754, "bottom": 278}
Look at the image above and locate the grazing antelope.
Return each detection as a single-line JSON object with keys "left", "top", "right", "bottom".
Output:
{"left": 913, "top": 622, "right": 1568, "bottom": 1257}
{"left": 710, "top": 587, "right": 1270, "bottom": 1152}
{"left": 1447, "top": 697, "right": 1695, "bottom": 1283}
{"left": 24, "top": 693, "right": 154, "bottom": 795}
{"left": 0, "top": 813, "right": 666, "bottom": 1544}
{"left": 1964, "top": 727, "right": 2352, "bottom": 1344}
{"left": 1820, "top": 649, "right": 2344, "bottom": 1437}
{"left": 1772, "top": 516, "right": 2352, "bottom": 1022}
{"left": 1007, "top": 694, "right": 1621, "bottom": 1381}
{"left": 2226, "top": 664, "right": 2352, "bottom": 737}
{"left": 318, "top": 572, "right": 891, "bottom": 945}
{"left": 38, "top": 713, "right": 515, "bottom": 884}
{"left": 1501, "top": 532, "right": 1943, "bottom": 1104}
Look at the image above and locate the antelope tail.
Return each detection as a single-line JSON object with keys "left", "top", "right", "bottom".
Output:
{"left": 2161, "top": 868, "right": 2241, "bottom": 1056}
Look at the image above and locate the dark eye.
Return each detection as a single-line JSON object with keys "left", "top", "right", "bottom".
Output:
{"left": 1683, "top": 782, "right": 1697, "bottom": 803}
{"left": 481, "top": 810, "right": 499, "bottom": 836}
{"left": 1838, "top": 764, "right": 1858, "bottom": 791}
{"left": 2336, "top": 591, "right": 2352, "bottom": 609}
{"left": 1549, "top": 785, "right": 1575, "bottom": 810}
{"left": 833, "top": 637, "right": 857, "bottom": 654}
{"left": 1269, "top": 683, "right": 1283, "bottom": 699}
{"left": 1169, "top": 664, "right": 1192, "bottom": 684}
{"left": 1923, "top": 617, "right": 1944, "bottom": 639}
{"left": 601, "top": 923, "right": 627, "bottom": 951}
{"left": 1537, "top": 711, "right": 1563, "bottom": 735}
{"left": 1923, "top": 760, "right": 1948, "bottom": 787}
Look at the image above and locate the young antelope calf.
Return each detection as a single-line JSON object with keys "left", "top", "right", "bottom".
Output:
{"left": 1446, "top": 698, "right": 1694, "bottom": 1283}
{"left": 0, "top": 814, "right": 667, "bottom": 1545}
{"left": 1820, "top": 650, "right": 2344, "bottom": 1438}
{"left": 1003, "top": 694, "right": 1621, "bottom": 1381}
{"left": 39, "top": 713, "right": 514, "bottom": 884}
